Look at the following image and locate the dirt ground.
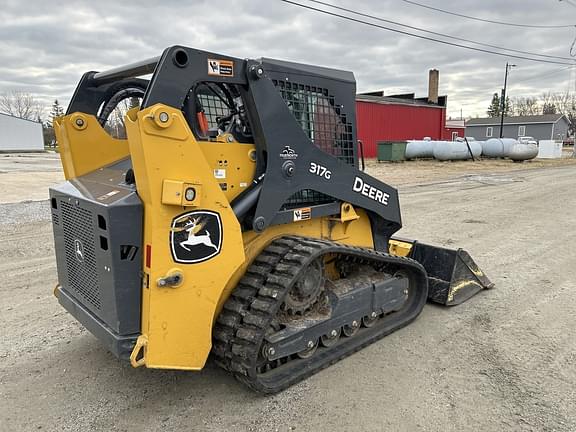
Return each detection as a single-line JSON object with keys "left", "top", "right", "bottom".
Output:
{"left": 1, "top": 154, "right": 576, "bottom": 431}
{"left": 0, "top": 153, "right": 64, "bottom": 204}
{"left": 365, "top": 148, "right": 576, "bottom": 186}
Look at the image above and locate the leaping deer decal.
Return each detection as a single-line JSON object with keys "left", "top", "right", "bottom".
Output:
{"left": 172, "top": 216, "right": 218, "bottom": 252}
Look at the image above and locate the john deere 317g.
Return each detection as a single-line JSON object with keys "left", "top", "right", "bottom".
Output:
{"left": 50, "top": 45, "right": 492, "bottom": 393}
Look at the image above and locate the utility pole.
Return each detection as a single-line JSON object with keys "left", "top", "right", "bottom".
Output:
{"left": 499, "top": 62, "right": 516, "bottom": 138}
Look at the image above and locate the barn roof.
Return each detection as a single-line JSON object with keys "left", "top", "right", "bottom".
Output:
{"left": 356, "top": 92, "right": 447, "bottom": 108}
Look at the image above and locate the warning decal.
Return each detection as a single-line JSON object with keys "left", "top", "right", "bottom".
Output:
{"left": 214, "top": 169, "right": 226, "bottom": 179}
{"left": 293, "top": 207, "right": 312, "bottom": 222}
{"left": 207, "top": 59, "right": 234, "bottom": 77}
{"left": 97, "top": 190, "right": 120, "bottom": 201}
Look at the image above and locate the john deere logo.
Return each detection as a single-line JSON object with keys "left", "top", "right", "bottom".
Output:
{"left": 170, "top": 210, "right": 222, "bottom": 263}
{"left": 74, "top": 239, "right": 84, "bottom": 263}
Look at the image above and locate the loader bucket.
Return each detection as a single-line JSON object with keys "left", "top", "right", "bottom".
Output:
{"left": 409, "top": 242, "right": 494, "bottom": 306}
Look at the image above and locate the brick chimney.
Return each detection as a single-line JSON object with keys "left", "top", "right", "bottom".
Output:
{"left": 428, "top": 69, "right": 439, "bottom": 104}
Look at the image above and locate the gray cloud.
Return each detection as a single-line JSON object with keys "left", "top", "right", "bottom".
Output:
{"left": 1, "top": 0, "right": 574, "bottom": 119}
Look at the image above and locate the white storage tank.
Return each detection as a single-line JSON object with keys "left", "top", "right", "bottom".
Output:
{"left": 0, "top": 113, "right": 44, "bottom": 152}
{"left": 481, "top": 138, "right": 516, "bottom": 158}
{"left": 405, "top": 140, "right": 436, "bottom": 159}
{"left": 537, "top": 140, "right": 563, "bottom": 159}
{"left": 508, "top": 143, "right": 538, "bottom": 161}
{"left": 469, "top": 141, "right": 483, "bottom": 158}
{"left": 433, "top": 140, "right": 481, "bottom": 161}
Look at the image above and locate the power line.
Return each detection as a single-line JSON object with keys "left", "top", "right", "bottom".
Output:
{"left": 279, "top": 0, "right": 576, "bottom": 65}
{"left": 360, "top": 63, "right": 573, "bottom": 103}
{"left": 512, "top": 65, "right": 575, "bottom": 84}
{"left": 450, "top": 73, "right": 576, "bottom": 113}
{"left": 306, "top": 0, "right": 575, "bottom": 61}
{"left": 402, "top": 0, "right": 575, "bottom": 29}
{"left": 443, "top": 66, "right": 575, "bottom": 104}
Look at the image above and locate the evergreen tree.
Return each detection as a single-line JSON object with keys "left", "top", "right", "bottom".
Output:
{"left": 49, "top": 99, "right": 64, "bottom": 125}
{"left": 44, "top": 99, "right": 64, "bottom": 149}
{"left": 487, "top": 93, "right": 501, "bottom": 117}
{"left": 504, "top": 96, "right": 512, "bottom": 116}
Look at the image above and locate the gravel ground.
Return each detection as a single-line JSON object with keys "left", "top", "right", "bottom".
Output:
{"left": 1, "top": 162, "right": 575, "bottom": 431}
{"left": 0, "top": 153, "right": 63, "bottom": 204}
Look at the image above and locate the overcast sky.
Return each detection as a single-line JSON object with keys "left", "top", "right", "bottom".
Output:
{"left": 1, "top": 0, "right": 575, "bottom": 119}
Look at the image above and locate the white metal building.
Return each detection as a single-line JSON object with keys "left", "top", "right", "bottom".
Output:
{"left": 0, "top": 113, "right": 44, "bottom": 152}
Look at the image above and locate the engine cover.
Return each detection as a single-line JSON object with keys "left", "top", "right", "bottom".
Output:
{"left": 50, "top": 159, "right": 143, "bottom": 345}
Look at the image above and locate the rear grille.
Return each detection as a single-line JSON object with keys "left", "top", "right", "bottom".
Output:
{"left": 60, "top": 201, "right": 101, "bottom": 310}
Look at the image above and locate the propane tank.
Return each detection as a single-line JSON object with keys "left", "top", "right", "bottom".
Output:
{"left": 405, "top": 140, "right": 436, "bottom": 159}
{"left": 481, "top": 138, "right": 516, "bottom": 158}
{"left": 508, "top": 143, "right": 538, "bottom": 161}
{"left": 433, "top": 140, "right": 482, "bottom": 161}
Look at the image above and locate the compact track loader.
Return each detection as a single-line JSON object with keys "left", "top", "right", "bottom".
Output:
{"left": 50, "top": 45, "right": 493, "bottom": 393}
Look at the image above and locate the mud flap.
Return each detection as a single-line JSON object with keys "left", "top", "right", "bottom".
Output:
{"left": 408, "top": 242, "right": 494, "bottom": 306}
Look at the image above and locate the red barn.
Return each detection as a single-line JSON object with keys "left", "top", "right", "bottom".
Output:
{"left": 443, "top": 119, "right": 465, "bottom": 141}
{"left": 356, "top": 69, "right": 453, "bottom": 157}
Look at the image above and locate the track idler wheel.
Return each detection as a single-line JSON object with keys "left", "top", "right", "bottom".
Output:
{"left": 297, "top": 339, "right": 318, "bottom": 359}
{"left": 362, "top": 312, "right": 379, "bottom": 328}
{"left": 342, "top": 320, "right": 360, "bottom": 337}
{"left": 320, "top": 328, "right": 341, "bottom": 347}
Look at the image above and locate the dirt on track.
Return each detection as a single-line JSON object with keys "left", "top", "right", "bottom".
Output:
{"left": 1, "top": 163, "right": 576, "bottom": 432}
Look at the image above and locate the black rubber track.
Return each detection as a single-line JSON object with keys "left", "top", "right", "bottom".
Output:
{"left": 212, "top": 236, "right": 428, "bottom": 394}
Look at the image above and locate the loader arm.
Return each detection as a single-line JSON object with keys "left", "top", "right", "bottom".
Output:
{"left": 65, "top": 46, "right": 402, "bottom": 244}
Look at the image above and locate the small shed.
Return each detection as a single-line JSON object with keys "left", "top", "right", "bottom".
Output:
{"left": 0, "top": 113, "right": 44, "bottom": 152}
{"left": 465, "top": 114, "right": 571, "bottom": 142}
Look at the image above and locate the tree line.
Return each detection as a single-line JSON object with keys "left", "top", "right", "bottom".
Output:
{"left": 487, "top": 91, "right": 576, "bottom": 135}
{"left": 0, "top": 91, "right": 138, "bottom": 147}
{"left": 0, "top": 91, "right": 64, "bottom": 147}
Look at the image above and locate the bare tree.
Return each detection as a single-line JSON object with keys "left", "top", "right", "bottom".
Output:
{"left": 545, "top": 91, "right": 576, "bottom": 135}
{"left": 511, "top": 96, "right": 540, "bottom": 116}
{"left": 542, "top": 102, "right": 557, "bottom": 114}
{"left": 0, "top": 91, "right": 44, "bottom": 121}
{"left": 549, "top": 91, "right": 575, "bottom": 116}
{"left": 540, "top": 91, "right": 554, "bottom": 108}
{"left": 539, "top": 92, "right": 557, "bottom": 114}
{"left": 103, "top": 97, "right": 141, "bottom": 139}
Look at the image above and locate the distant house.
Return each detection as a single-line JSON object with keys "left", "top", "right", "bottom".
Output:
{"left": 465, "top": 114, "right": 571, "bottom": 141}
{"left": 0, "top": 113, "right": 44, "bottom": 152}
